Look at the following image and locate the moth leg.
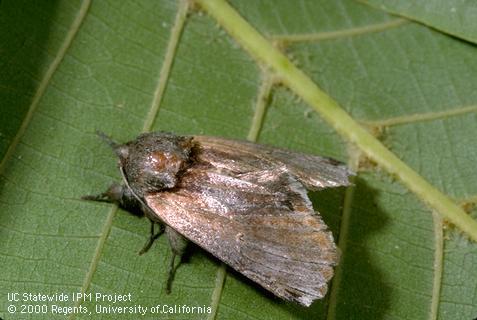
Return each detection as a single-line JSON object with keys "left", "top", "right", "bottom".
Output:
{"left": 82, "top": 182, "right": 144, "bottom": 217}
{"left": 138, "top": 219, "right": 165, "bottom": 255}
{"left": 165, "top": 226, "right": 188, "bottom": 294}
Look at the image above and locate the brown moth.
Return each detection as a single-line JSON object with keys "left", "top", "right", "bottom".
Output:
{"left": 83, "top": 131, "right": 353, "bottom": 307}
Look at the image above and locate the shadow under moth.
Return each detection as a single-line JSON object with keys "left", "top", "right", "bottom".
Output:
{"left": 83, "top": 131, "right": 353, "bottom": 307}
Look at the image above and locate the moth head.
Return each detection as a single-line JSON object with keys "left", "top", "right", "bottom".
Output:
{"left": 113, "top": 132, "right": 194, "bottom": 197}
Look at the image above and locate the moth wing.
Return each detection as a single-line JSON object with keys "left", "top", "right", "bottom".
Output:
{"left": 145, "top": 166, "right": 339, "bottom": 306}
{"left": 193, "top": 135, "right": 353, "bottom": 190}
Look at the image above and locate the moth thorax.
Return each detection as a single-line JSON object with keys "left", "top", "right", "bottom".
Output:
{"left": 138, "top": 149, "right": 188, "bottom": 191}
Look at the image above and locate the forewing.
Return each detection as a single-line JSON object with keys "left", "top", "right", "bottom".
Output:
{"left": 193, "top": 135, "right": 353, "bottom": 190}
{"left": 145, "top": 165, "right": 339, "bottom": 306}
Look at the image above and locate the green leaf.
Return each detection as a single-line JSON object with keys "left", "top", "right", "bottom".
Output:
{"left": 360, "top": 0, "right": 477, "bottom": 44}
{"left": 1, "top": 1, "right": 476, "bottom": 319}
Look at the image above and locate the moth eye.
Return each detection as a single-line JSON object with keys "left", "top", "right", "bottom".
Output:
{"left": 116, "top": 145, "right": 129, "bottom": 159}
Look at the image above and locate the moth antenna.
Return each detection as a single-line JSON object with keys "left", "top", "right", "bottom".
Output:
{"left": 81, "top": 182, "right": 122, "bottom": 203}
{"left": 81, "top": 192, "right": 111, "bottom": 202}
{"left": 96, "top": 130, "right": 120, "bottom": 148}
{"left": 96, "top": 130, "right": 128, "bottom": 158}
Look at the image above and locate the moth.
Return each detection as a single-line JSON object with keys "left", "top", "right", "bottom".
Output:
{"left": 83, "top": 131, "right": 353, "bottom": 307}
